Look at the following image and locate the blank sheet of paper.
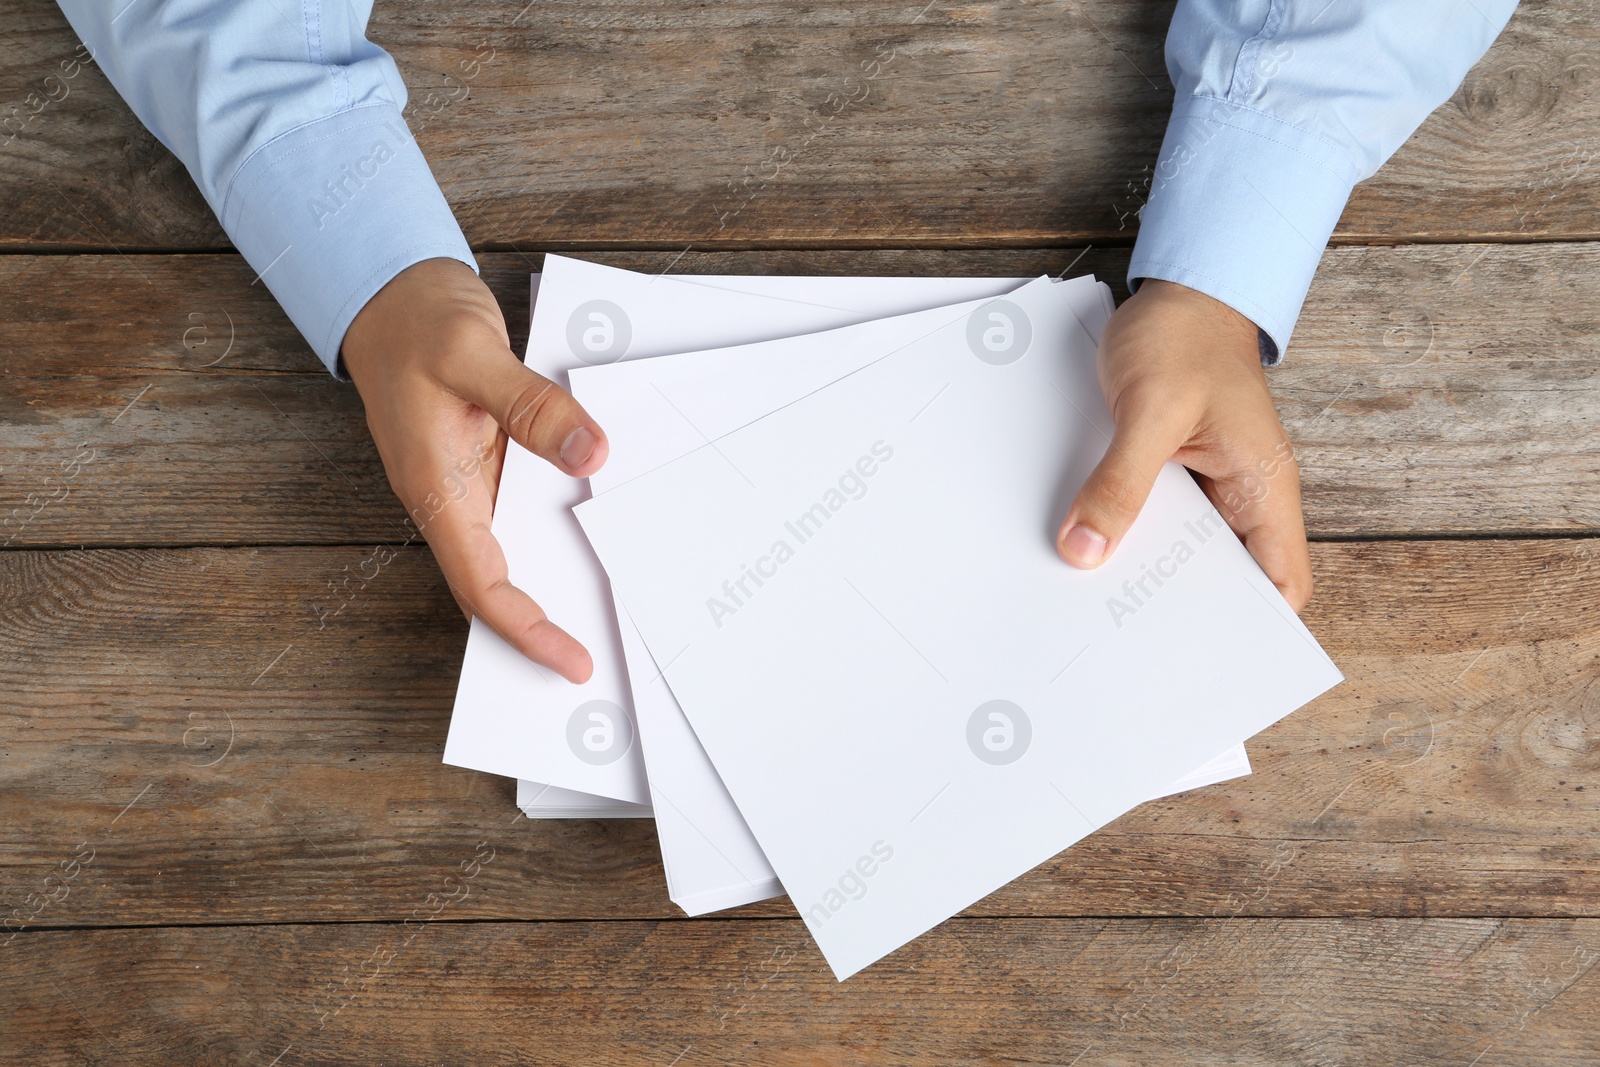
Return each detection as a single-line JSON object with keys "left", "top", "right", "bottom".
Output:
{"left": 448, "top": 262, "right": 1100, "bottom": 801}
{"left": 575, "top": 277, "right": 1342, "bottom": 977}
{"left": 460, "top": 259, "right": 1250, "bottom": 912}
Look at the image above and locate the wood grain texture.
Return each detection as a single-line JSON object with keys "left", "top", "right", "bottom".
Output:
{"left": 4, "top": 918, "right": 1600, "bottom": 1065}
{"left": 0, "top": 249, "right": 1124, "bottom": 378}
{"left": 6, "top": 244, "right": 1600, "bottom": 546}
{"left": 3, "top": 539, "right": 1598, "bottom": 928}
{"left": 1, "top": 0, "right": 1597, "bottom": 251}
{"left": 5, "top": 0, "right": 1599, "bottom": 1053}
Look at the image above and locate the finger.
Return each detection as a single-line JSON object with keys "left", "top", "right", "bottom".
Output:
{"left": 1195, "top": 445, "right": 1314, "bottom": 611}
{"left": 1058, "top": 398, "right": 1193, "bottom": 569}
{"left": 441, "top": 348, "right": 609, "bottom": 479}
{"left": 446, "top": 583, "right": 473, "bottom": 621}
{"left": 414, "top": 455, "right": 594, "bottom": 683}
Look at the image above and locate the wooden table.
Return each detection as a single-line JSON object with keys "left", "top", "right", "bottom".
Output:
{"left": 4, "top": 1, "right": 1600, "bottom": 1062}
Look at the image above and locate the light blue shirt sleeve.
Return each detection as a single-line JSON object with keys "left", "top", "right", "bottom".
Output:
{"left": 1130, "top": 0, "right": 1520, "bottom": 363}
{"left": 55, "top": 0, "right": 477, "bottom": 377}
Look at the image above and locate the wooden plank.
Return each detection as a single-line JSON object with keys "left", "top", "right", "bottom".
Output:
{"left": 1, "top": 1, "right": 1597, "bottom": 250}
{"left": 6, "top": 243, "right": 1600, "bottom": 546}
{"left": 1280, "top": 240, "right": 1600, "bottom": 536}
{"left": 4, "top": 918, "right": 1599, "bottom": 1064}
{"left": 3, "top": 539, "right": 1599, "bottom": 928}
{"left": 0, "top": 249, "right": 1123, "bottom": 378}
{"left": 0, "top": 249, "right": 1116, "bottom": 549}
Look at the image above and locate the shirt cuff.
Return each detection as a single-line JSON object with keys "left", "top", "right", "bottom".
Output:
{"left": 1128, "top": 96, "right": 1360, "bottom": 365}
{"left": 218, "top": 102, "right": 477, "bottom": 377}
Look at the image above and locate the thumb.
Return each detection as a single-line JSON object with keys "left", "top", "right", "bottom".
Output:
{"left": 467, "top": 352, "right": 609, "bottom": 479}
{"left": 1058, "top": 405, "right": 1188, "bottom": 569}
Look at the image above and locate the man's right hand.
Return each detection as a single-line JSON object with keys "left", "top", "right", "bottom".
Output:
{"left": 1056, "top": 279, "right": 1313, "bottom": 612}
{"left": 341, "top": 257, "right": 607, "bottom": 683}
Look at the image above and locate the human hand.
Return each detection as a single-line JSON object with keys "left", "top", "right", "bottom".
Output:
{"left": 342, "top": 257, "right": 608, "bottom": 682}
{"left": 1055, "top": 279, "right": 1312, "bottom": 611}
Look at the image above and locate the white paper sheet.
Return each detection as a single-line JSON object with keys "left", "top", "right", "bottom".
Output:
{"left": 450, "top": 264, "right": 1124, "bottom": 799}
{"left": 481, "top": 259, "right": 1249, "bottom": 914}
{"left": 574, "top": 276, "right": 1343, "bottom": 978}
{"left": 581, "top": 270, "right": 1251, "bottom": 914}
{"left": 516, "top": 779, "right": 651, "bottom": 818}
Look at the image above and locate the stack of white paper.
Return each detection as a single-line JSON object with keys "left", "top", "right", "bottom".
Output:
{"left": 450, "top": 256, "right": 1341, "bottom": 978}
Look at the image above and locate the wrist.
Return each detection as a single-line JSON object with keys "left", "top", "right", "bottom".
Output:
{"left": 341, "top": 258, "right": 505, "bottom": 390}
{"left": 1136, "top": 279, "right": 1256, "bottom": 336}
{"left": 1133, "top": 278, "right": 1277, "bottom": 367}
{"left": 1132, "top": 278, "right": 1268, "bottom": 369}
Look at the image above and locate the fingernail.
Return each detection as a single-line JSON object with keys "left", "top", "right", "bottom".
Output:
{"left": 559, "top": 426, "right": 596, "bottom": 470}
{"left": 1063, "top": 523, "right": 1108, "bottom": 567}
